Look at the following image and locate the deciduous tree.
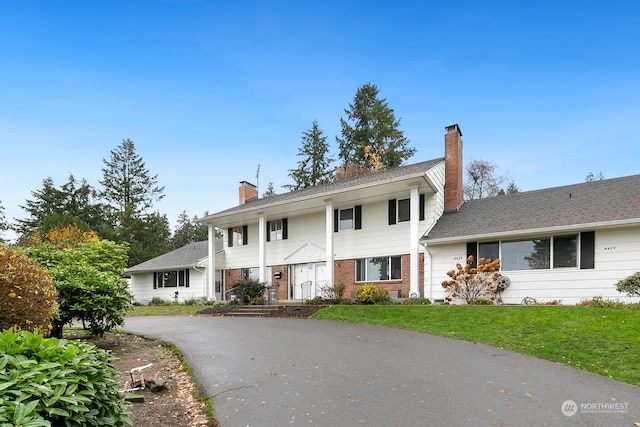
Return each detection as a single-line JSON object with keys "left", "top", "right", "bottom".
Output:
{"left": 464, "top": 159, "right": 510, "bottom": 199}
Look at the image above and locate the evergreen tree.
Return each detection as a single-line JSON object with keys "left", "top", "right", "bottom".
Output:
{"left": 99, "top": 138, "right": 167, "bottom": 266}
{"left": 15, "top": 175, "right": 103, "bottom": 240}
{"left": 171, "top": 211, "right": 209, "bottom": 249}
{"left": 336, "top": 83, "right": 414, "bottom": 175}
{"left": 263, "top": 182, "right": 277, "bottom": 197}
{"left": 100, "top": 138, "right": 165, "bottom": 225}
{"left": 285, "top": 120, "right": 334, "bottom": 190}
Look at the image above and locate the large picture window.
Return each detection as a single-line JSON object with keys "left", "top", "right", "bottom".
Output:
{"left": 356, "top": 256, "right": 401, "bottom": 281}
{"left": 471, "top": 234, "right": 583, "bottom": 271}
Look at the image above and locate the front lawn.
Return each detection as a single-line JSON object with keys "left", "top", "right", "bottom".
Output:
{"left": 312, "top": 305, "right": 640, "bottom": 386}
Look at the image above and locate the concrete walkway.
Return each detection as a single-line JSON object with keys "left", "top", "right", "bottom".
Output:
{"left": 123, "top": 316, "right": 639, "bottom": 426}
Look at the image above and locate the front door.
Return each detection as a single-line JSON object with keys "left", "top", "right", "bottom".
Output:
{"left": 292, "top": 263, "right": 326, "bottom": 300}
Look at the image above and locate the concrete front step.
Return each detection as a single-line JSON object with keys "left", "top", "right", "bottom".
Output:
{"left": 224, "top": 305, "right": 280, "bottom": 317}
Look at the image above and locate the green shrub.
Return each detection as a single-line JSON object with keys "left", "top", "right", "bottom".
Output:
{"left": 304, "top": 296, "right": 325, "bottom": 305}
{"left": 402, "top": 298, "right": 432, "bottom": 305}
{"left": 230, "top": 279, "right": 266, "bottom": 305}
{"left": 578, "top": 296, "right": 638, "bottom": 310}
{"left": 0, "top": 245, "right": 58, "bottom": 334}
{"left": 616, "top": 272, "right": 640, "bottom": 297}
{"left": 355, "top": 284, "right": 389, "bottom": 304}
{"left": 0, "top": 329, "right": 131, "bottom": 427}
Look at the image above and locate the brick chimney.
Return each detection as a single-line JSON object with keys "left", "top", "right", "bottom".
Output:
{"left": 444, "top": 124, "right": 463, "bottom": 212}
{"left": 239, "top": 181, "right": 258, "bottom": 205}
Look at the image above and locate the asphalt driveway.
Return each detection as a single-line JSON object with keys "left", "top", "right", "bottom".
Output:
{"left": 123, "top": 316, "right": 639, "bottom": 426}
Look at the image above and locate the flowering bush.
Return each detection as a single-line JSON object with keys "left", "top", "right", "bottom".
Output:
{"left": 441, "top": 256, "right": 502, "bottom": 304}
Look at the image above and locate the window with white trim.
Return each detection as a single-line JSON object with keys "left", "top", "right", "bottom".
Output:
{"left": 154, "top": 269, "right": 190, "bottom": 288}
{"left": 356, "top": 256, "right": 401, "bottom": 281}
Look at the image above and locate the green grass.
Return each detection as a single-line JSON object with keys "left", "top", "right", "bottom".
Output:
{"left": 126, "top": 304, "right": 209, "bottom": 316}
{"left": 312, "top": 305, "right": 640, "bottom": 386}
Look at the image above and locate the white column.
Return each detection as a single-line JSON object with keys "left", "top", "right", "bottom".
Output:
{"left": 325, "top": 201, "right": 334, "bottom": 288}
{"left": 207, "top": 225, "right": 216, "bottom": 301}
{"left": 258, "top": 214, "right": 267, "bottom": 283}
{"left": 410, "top": 186, "right": 419, "bottom": 297}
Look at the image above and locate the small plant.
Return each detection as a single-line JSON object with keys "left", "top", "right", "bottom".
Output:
{"left": 304, "top": 296, "right": 325, "bottom": 305}
{"left": 149, "top": 297, "right": 172, "bottom": 306}
{"left": 402, "top": 298, "right": 432, "bottom": 305}
{"left": 355, "top": 284, "right": 390, "bottom": 304}
{"left": 441, "top": 256, "right": 502, "bottom": 305}
{"left": 0, "top": 329, "right": 131, "bottom": 427}
{"left": 616, "top": 272, "right": 640, "bottom": 297}
{"left": 0, "top": 245, "right": 58, "bottom": 334}
{"left": 578, "top": 296, "right": 638, "bottom": 310}
{"left": 230, "top": 279, "right": 266, "bottom": 305}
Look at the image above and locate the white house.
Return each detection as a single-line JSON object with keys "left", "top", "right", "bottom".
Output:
{"left": 125, "top": 240, "right": 223, "bottom": 304}
{"left": 127, "top": 124, "right": 640, "bottom": 305}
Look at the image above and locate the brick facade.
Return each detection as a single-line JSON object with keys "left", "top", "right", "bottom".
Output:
{"left": 444, "top": 124, "right": 463, "bottom": 212}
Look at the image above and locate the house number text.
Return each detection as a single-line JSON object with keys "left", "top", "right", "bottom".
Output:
{"left": 604, "top": 246, "right": 616, "bottom": 251}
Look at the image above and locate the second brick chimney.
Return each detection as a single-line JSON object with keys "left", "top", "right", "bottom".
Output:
{"left": 444, "top": 124, "right": 464, "bottom": 212}
{"left": 239, "top": 181, "right": 258, "bottom": 205}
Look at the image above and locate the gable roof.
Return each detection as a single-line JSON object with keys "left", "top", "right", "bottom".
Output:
{"left": 426, "top": 174, "right": 640, "bottom": 243}
{"left": 124, "top": 240, "right": 221, "bottom": 273}
{"left": 200, "top": 158, "right": 445, "bottom": 222}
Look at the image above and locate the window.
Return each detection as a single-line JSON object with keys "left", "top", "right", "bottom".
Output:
{"left": 398, "top": 199, "right": 410, "bottom": 222}
{"left": 334, "top": 206, "right": 362, "bottom": 232}
{"left": 470, "top": 234, "right": 582, "bottom": 271}
{"left": 228, "top": 225, "right": 248, "bottom": 247}
{"left": 356, "top": 256, "right": 401, "bottom": 281}
{"left": 154, "top": 269, "right": 190, "bottom": 288}
{"left": 267, "top": 219, "right": 288, "bottom": 241}
{"left": 479, "top": 242, "right": 499, "bottom": 262}
{"left": 388, "top": 194, "right": 426, "bottom": 225}
{"left": 340, "top": 208, "right": 353, "bottom": 230}
{"left": 242, "top": 267, "right": 260, "bottom": 281}
{"left": 502, "top": 239, "right": 550, "bottom": 271}
{"left": 553, "top": 235, "right": 578, "bottom": 268}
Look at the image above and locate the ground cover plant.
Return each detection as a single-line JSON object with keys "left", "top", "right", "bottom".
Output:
{"left": 0, "top": 329, "right": 131, "bottom": 427}
{"left": 311, "top": 303, "right": 640, "bottom": 386}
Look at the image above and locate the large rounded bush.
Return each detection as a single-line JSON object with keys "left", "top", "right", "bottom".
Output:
{"left": 0, "top": 329, "right": 131, "bottom": 427}
{"left": 0, "top": 245, "right": 58, "bottom": 333}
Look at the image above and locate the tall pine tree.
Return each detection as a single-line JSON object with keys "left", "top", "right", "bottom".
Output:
{"left": 100, "top": 138, "right": 167, "bottom": 265}
{"left": 336, "top": 83, "right": 415, "bottom": 176}
{"left": 285, "top": 120, "right": 334, "bottom": 191}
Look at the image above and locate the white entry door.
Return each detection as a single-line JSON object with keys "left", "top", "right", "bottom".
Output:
{"left": 292, "top": 263, "right": 326, "bottom": 300}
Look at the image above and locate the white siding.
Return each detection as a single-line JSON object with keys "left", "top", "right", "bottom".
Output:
{"left": 427, "top": 226, "right": 640, "bottom": 305}
{"left": 129, "top": 268, "right": 208, "bottom": 305}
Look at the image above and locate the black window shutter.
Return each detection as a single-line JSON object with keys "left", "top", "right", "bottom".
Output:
{"left": 227, "top": 228, "right": 233, "bottom": 247}
{"left": 466, "top": 242, "right": 478, "bottom": 268}
{"left": 333, "top": 209, "right": 339, "bottom": 232}
{"left": 185, "top": 269, "right": 190, "bottom": 288}
{"left": 580, "top": 231, "right": 595, "bottom": 269}
{"left": 179, "top": 270, "right": 184, "bottom": 287}
{"left": 282, "top": 218, "right": 288, "bottom": 239}
{"left": 419, "top": 194, "right": 425, "bottom": 221}
{"left": 266, "top": 221, "right": 271, "bottom": 242}
{"left": 242, "top": 225, "right": 248, "bottom": 245}
{"left": 388, "top": 199, "right": 397, "bottom": 225}
{"left": 354, "top": 205, "right": 362, "bottom": 230}
{"left": 153, "top": 272, "right": 157, "bottom": 289}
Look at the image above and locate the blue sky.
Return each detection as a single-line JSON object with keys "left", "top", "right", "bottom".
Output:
{"left": 1, "top": 1, "right": 639, "bottom": 242}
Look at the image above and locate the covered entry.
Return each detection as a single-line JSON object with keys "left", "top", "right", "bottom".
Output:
{"left": 291, "top": 263, "right": 327, "bottom": 300}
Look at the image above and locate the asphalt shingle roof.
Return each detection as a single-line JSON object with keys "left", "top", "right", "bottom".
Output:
{"left": 426, "top": 174, "right": 640, "bottom": 242}
{"left": 124, "top": 240, "right": 221, "bottom": 273}
{"left": 203, "top": 158, "right": 445, "bottom": 219}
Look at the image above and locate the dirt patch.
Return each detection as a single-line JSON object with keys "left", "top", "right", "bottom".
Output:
{"left": 80, "top": 306, "right": 323, "bottom": 426}
{"left": 86, "top": 333, "right": 215, "bottom": 427}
